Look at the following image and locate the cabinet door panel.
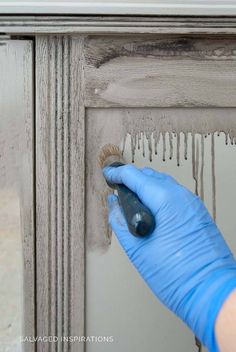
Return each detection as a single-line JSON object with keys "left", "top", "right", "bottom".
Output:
{"left": 0, "top": 39, "right": 34, "bottom": 352}
{"left": 86, "top": 107, "right": 236, "bottom": 352}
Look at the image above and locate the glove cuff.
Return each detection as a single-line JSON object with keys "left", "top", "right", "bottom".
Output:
{"left": 184, "top": 267, "right": 236, "bottom": 351}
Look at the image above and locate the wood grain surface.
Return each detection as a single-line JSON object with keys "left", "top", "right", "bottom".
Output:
{"left": 36, "top": 35, "right": 85, "bottom": 352}
{"left": 84, "top": 36, "right": 236, "bottom": 107}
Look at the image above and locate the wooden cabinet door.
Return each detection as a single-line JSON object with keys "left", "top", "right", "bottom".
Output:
{"left": 84, "top": 35, "right": 236, "bottom": 352}
{"left": 2, "top": 17, "right": 236, "bottom": 352}
{"left": 0, "top": 39, "right": 34, "bottom": 352}
{"left": 35, "top": 33, "right": 236, "bottom": 352}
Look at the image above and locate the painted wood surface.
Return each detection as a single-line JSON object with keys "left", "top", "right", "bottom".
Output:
{"left": 1, "top": 0, "right": 236, "bottom": 15}
{"left": 34, "top": 29, "right": 236, "bottom": 352}
{"left": 36, "top": 35, "right": 85, "bottom": 352}
{"left": 0, "top": 39, "right": 35, "bottom": 352}
{"left": 18, "top": 40, "right": 35, "bottom": 352}
{"left": 2, "top": 15, "right": 236, "bottom": 352}
{"left": 3, "top": 16, "right": 236, "bottom": 34}
{"left": 84, "top": 36, "right": 236, "bottom": 107}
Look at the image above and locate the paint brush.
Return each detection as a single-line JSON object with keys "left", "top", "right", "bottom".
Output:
{"left": 99, "top": 144, "right": 155, "bottom": 237}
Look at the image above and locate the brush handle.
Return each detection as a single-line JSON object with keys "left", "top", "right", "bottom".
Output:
{"left": 108, "top": 162, "right": 155, "bottom": 237}
{"left": 116, "top": 184, "right": 155, "bottom": 237}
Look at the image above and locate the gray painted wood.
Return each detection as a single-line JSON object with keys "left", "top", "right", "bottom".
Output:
{"left": 18, "top": 40, "right": 35, "bottom": 352}
{"left": 3, "top": 15, "right": 236, "bottom": 352}
{"left": 32, "top": 23, "right": 236, "bottom": 352}
{"left": 0, "top": 39, "right": 35, "bottom": 351}
{"left": 36, "top": 35, "right": 85, "bottom": 352}
{"left": 84, "top": 36, "right": 236, "bottom": 107}
{"left": 2, "top": 16, "right": 236, "bottom": 34}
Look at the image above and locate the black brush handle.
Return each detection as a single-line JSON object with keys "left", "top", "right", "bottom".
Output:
{"left": 108, "top": 162, "right": 156, "bottom": 237}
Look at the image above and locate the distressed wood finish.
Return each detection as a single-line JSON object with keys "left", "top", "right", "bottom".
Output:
{"left": 0, "top": 39, "right": 35, "bottom": 352}
{"left": 36, "top": 35, "right": 85, "bottom": 352}
{"left": 2, "top": 16, "right": 236, "bottom": 34}
{"left": 84, "top": 36, "right": 236, "bottom": 107}
{"left": 18, "top": 40, "right": 35, "bottom": 352}
{"left": 3, "top": 14, "right": 236, "bottom": 352}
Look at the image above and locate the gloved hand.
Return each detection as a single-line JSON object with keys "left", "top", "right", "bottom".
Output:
{"left": 103, "top": 165, "right": 236, "bottom": 352}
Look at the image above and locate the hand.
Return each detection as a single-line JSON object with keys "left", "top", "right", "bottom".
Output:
{"left": 103, "top": 165, "right": 236, "bottom": 351}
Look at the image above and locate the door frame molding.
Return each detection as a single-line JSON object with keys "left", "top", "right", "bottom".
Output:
{"left": 1, "top": 16, "right": 236, "bottom": 35}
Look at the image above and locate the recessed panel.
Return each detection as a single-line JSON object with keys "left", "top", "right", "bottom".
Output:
{"left": 0, "top": 40, "right": 33, "bottom": 352}
{"left": 86, "top": 107, "right": 236, "bottom": 352}
{"left": 84, "top": 37, "right": 236, "bottom": 108}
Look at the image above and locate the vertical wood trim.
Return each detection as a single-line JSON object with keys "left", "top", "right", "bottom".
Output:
{"left": 18, "top": 39, "right": 36, "bottom": 352}
{"left": 36, "top": 36, "right": 50, "bottom": 352}
{"left": 36, "top": 35, "right": 85, "bottom": 352}
{"left": 70, "top": 36, "right": 85, "bottom": 352}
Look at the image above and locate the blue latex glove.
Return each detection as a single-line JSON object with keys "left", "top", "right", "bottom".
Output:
{"left": 103, "top": 165, "right": 236, "bottom": 352}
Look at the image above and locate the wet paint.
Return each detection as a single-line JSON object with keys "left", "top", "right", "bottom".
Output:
{"left": 86, "top": 108, "right": 236, "bottom": 251}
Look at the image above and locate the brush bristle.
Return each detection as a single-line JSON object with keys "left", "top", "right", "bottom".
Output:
{"left": 98, "top": 144, "right": 123, "bottom": 168}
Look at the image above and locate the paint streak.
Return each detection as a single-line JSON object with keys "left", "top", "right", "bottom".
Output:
{"left": 200, "top": 134, "right": 205, "bottom": 201}
{"left": 211, "top": 133, "right": 216, "bottom": 220}
{"left": 86, "top": 108, "right": 236, "bottom": 252}
{"left": 162, "top": 132, "right": 166, "bottom": 162}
